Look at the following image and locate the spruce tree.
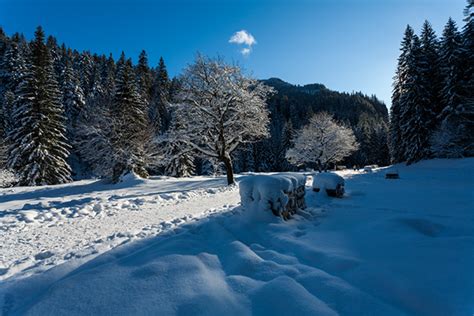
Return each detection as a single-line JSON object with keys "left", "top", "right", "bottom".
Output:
{"left": 0, "top": 41, "right": 26, "bottom": 95}
{"left": 150, "top": 57, "right": 170, "bottom": 133}
{"left": 463, "top": 0, "right": 474, "bottom": 97}
{"left": 165, "top": 145, "right": 195, "bottom": 177}
{"left": 420, "top": 21, "right": 442, "bottom": 128}
{"left": 1, "top": 90, "right": 15, "bottom": 138}
{"left": 400, "top": 35, "right": 432, "bottom": 163}
{"left": 390, "top": 25, "right": 414, "bottom": 163}
{"left": 136, "top": 50, "right": 153, "bottom": 103}
{"left": 439, "top": 18, "right": 464, "bottom": 122}
{"left": 433, "top": 18, "right": 473, "bottom": 157}
{"left": 8, "top": 26, "right": 71, "bottom": 185}
{"left": 61, "top": 57, "right": 85, "bottom": 134}
{"left": 111, "top": 58, "right": 150, "bottom": 181}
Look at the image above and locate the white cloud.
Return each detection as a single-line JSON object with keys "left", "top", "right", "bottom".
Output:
{"left": 229, "top": 30, "right": 256, "bottom": 56}
{"left": 241, "top": 48, "right": 251, "bottom": 56}
{"left": 229, "top": 30, "right": 257, "bottom": 46}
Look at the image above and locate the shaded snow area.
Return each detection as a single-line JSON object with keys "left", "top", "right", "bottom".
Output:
{"left": 1, "top": 159, "right": 474, "bottom": 315}
{"left": 0, "top": 176, "right": 238, "bottom": 281}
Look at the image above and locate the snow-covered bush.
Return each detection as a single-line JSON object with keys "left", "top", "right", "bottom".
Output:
{"left": 312, "top": 173, "right": 345, "bottom": 198}
{"left": 0, "top": 169, "right": 17, "bottom": 187}
{"left": 239, "top": 173, "right": 306, "bottom": 219}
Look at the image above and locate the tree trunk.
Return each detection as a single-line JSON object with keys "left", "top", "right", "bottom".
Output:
{"left": 222, "top": 154, "right": 234, "bottom": 185}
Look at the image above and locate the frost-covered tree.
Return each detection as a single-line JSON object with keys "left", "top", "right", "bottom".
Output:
{"left": 433, "top": 17, "right": 474, "bottom": 157}
{"left": 0, "top": 41, "right": 26, "bottom": 96}
{"left": 286, "top": 112, "right": 359, "bottom": 171}
{"left": 149, "top": 56, "right": 171, "bottom": 133}
{"left": 61, "top": 57, "right": 85, "bottom": 133}
{"left": 0, "top": 91, "right": 12, "bottom": 167}
{"left": 8, "top": 27, "right": 71, "bottom": 186}
{"left": 110, "top": 58, "right": 150, "bottom": 182}
{"left": 463, "top": 0, "right": 474, "bottom": 98}
{"left": 163, "top": 143, "right": 195, "bottom": 177}
{"left": 136, "top": 50, "right": 153, "bottom": 103}
{"left": 170, "top": 55, "right": 273, "bottom": 184}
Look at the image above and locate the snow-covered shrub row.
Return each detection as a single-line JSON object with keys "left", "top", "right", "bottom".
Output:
{"left": 312, "top": 172, "right": 345, "bottom": 197}
{"left": 239, "top": 173, "right": 306, "bottom": 219}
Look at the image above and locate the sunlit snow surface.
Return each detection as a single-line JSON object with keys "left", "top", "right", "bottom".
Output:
{"left": 1, "top": 159, "right": 473, "bottom": 315}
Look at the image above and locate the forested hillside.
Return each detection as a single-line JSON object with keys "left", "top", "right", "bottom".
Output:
{"left": 0, "top": 27, "right": 390, "bottom": 185}
{"left": 232, "top": 78, "right": 390, "bottom": 173}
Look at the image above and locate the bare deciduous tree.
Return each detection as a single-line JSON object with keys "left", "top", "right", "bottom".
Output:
{"left": 286, "top": 112, "right": 359, "bottom": 171}
{"left": 168, "top": 55, "right": 273, "bottom": 184}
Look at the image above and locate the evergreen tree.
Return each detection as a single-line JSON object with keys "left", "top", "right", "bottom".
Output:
{"left": 439, "top": 18, "right": 464, "bottom": 122}
{"left": 390, "top": 25, "right": 414, "bottom": 163}
{"left": 61, "top": 57, "right": 85, "bottom": 134}
{"left": 434, "top": 18, "right": 473, "bottom": 157}
{"left": 420, "top": 20, "right": 442, "bottom": 127}
{"left": 8, "top": 26, "right": 71, "bottom": 185}
{"left": 150, "top": 56, "right": 170, "bottom": 133}
{"left": 136, "top": 50, "right": 153, "bottom": 102}
{"left": 0, "top": 41, "right": 26, "bottom": 95}
{"left": 165, "top": 145, "right": 195, "bottom": 177}
{"left": 46, "top": 35, "right": 61, "bottom": 81}
{"left": 463, "top": 0, "right": 474, "bottom": 98}
{"left": 1, "top": 90, "right": 15, "bottom": 138}
{"left": 110, "top": 58, "right": 150, "bottom": 181}
{"left": 0, "top": 91, "right": 13, "bottom": 167}
{"left": 399, "top": 35, "right": 432, "bottom": 163}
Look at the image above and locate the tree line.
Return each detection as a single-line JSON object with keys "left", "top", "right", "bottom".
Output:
{"left": 0, "top": 24, "right": 392, "bottom": 186}
{"left": 390, "top": 1, "right": 473, "bottom": 163}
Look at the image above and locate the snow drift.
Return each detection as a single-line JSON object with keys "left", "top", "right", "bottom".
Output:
{"left": 1, "top": 158, "right": 473, "bottom": 315}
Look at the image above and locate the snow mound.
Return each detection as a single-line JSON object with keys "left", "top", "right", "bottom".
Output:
{"left": 312, "top": 172, "right": 344, "bottom": 191}
{"left": 239, "top": 173, "right": 306, "bottom": 219}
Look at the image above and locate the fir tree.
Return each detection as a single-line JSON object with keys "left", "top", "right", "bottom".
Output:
{"left": 150, "top": 56, "right": 171, "bottom": 132}
{"left": 1, "top": 90, "right": 15, "bottom": 138}
{"left": 61, "top": 57, "right": 85, "bottom": 134}
{"left": 0, "top": 41, "right": 26, "bottom": 95}
{"left": 136, "top": 50, "right": 153, "bottom": 102}
{"left": 399, "top": 35, "right": 432, "bottom": 163}
{"left": 439, "top": 18, "right": 464, "bottom": 123}
{"left": 8, "top": 26, "right": 71, "bottom": 185}
{"left": 463, "top": 0, "right": 474, "bottom": 98}
{"left": 434, "top": 18, "right": 473, "bottom": 157}
{"left": 110, "top": 58, "right": 150, "bottom": 181}
{"left": 420, "top": 20, "right": 442, "bottom": 128}
{"left": 165, "top": 145, "right": 195, "bottom": 177}
{"left": 390, "top": 25, "right": 414, "bottom": 163}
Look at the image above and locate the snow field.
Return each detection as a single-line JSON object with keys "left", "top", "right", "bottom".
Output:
{"left": 1, "top": 158, "right": 473, "bottom": 315}
{"left": 0, "top": 176, "right": 238, "bottom": 281}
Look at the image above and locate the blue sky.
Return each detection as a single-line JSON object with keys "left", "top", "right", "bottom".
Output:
{"left": 0, "top": 0, "right": 467, "bottom": 106}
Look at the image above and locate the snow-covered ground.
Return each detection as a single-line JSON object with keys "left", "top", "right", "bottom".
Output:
{"left": 1, "top": 159, "right": 473, "bottom": 315}
{"left": 0, "top": 175, "right": 238, "bottom": 280}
